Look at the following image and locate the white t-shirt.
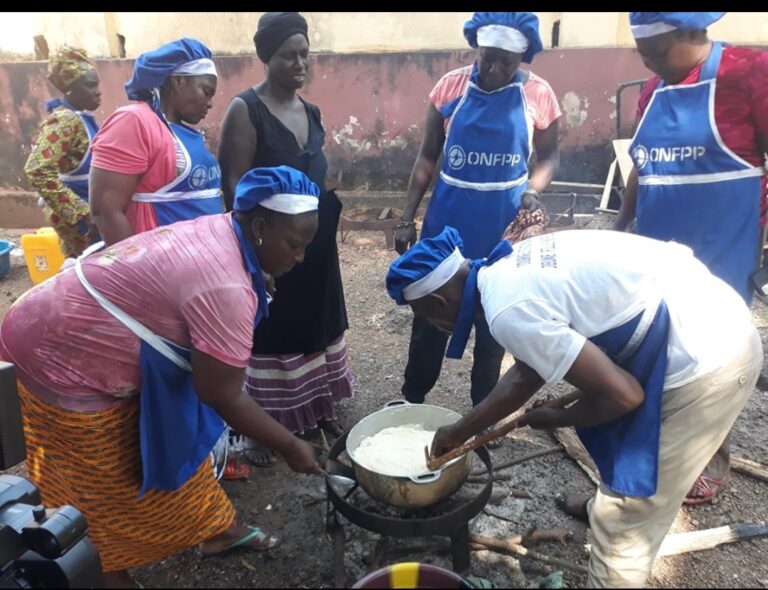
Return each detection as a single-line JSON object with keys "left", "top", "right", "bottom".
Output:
{"left": 478, "top": 230, "right": 754, "bottom": 389}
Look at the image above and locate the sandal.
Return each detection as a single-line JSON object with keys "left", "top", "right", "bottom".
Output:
{"left": 683, "top": 474, "right": 730, "bottom": 505}
{"left": 555, "top": 493, "right": 591, "bottom": 524}
{"left": 200, "top": 525, "right": 280, "bottom": 558}
{"left": 221, "top": 458, "right": 250, "bottom": 481}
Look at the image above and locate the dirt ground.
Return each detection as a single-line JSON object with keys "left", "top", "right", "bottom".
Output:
{"left": 0, "top": 223, "right": 766, "bottom": 589}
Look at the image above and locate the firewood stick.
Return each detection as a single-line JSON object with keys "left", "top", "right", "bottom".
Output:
{"left": 522, "top": 527, "right": 573, "bottom": 544}
{"left": 732, "top": 456, "right": 768, "bottom": 483}
{"left": 475, "top": 527, "right": 573, "bottom": 545}
{"left": 508, "top": 487, "right": 535, "bottom": 499}
{"left": 471, "top": 534, "right": 588, "bottom": 574}
{"left": 470, "top": 445, "right": 564, "bottom": 477}
{"left": 470, "top": 546, "right": 523, "bottom": 578}
{"left": 320, "top": 429, "right": 330, "bottom": 452}
{"left": 656, "top": 522, "right": 768, "bottom": 557}
{"left": 426, "top": 391, "right": 582, "bottom": 471}
{"left": 483, "top": 507, "right": 518, "bottom": 523}
{"left": 553, "top": 427, "right": 601, "bottom": 486}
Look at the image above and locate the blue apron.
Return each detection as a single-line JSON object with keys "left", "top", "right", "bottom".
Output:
{"left": 75, "top": 242, "right": 227, "bottom": 497}
{"left": 131, "top": 122, "right": 224, "bottom": 226}
{"left": 630, "top": 42, "right": 764, "bottom": 303}
{"left": 44, "top": 98, "right": 101, "bottom": 244}
{"left": 422, "top": 65, "right": 531, "bottom": 259}
{"left": 577, "top": 301, "right": 670, "bottom": 497}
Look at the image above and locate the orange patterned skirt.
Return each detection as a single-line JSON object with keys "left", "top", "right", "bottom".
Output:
{"left": 17, "top": 381, "right": 236, "bottom": 572}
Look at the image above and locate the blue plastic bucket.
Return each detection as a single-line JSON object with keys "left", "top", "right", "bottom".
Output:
{"left": 0, "top": 240, "right": 12, "bottom": 279}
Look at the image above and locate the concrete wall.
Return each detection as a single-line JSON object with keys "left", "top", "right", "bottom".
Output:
{"left": 2, "top": 12, "right": 767, "bottom": 58}
{"left": 0, "top": 47, "right": 653, "bottom": 199}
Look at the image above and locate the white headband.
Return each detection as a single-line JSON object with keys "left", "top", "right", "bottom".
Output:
{"left": 172, "top": 57, "right": 218, "bottom": 78}
{"left": 630, "top": 22, "right": 678, "bottom": 39}
{"left": 403, "top": 248, "right": 466, "bottom": 302}
{"left": 259, "top": 193, "right": 318, "bottom": 215}
{"left": 477, "top": 24, "right": 529, "bottom": 54}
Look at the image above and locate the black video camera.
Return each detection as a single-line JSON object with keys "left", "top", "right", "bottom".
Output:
{"left": 0, "top": 362, "right": 103, "bottom": 588}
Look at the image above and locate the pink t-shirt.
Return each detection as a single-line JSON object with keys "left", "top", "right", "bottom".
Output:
{"left": 429, "top": 65, "right": 562, "bottom": 132}
{"left": 90, "top": 102, "right": 179, "bottom": 233}
{"left": 0, "top": 213, "right": 256, "bottom": 411}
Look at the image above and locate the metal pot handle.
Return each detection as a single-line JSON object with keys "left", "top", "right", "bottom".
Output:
{"left": 384, "top": 399, "right": 410, "bottom": 409}
{"left": 409, "top": 470, "right": 442, "bottom": 484}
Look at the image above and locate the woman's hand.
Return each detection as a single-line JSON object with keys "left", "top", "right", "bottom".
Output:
{"left": 279, "top": 437, "right": 323, "bottom": 474}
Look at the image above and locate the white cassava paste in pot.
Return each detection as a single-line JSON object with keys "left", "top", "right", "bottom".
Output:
{"left": 353, "top": 424, "right": 436, "bottom": 477}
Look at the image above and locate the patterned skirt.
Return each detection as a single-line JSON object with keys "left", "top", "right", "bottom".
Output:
{"left": 17, "top": 381, "right": 235, "bottom": 572}
{"left": 244, "top": 334, "right": 354, "bottom": 434}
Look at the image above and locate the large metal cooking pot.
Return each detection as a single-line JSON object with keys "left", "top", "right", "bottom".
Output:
{"left": 346, "top": 401, "right": 472, "bottom": 509}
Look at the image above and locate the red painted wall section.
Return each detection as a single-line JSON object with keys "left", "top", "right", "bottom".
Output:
{"left": 0, "top": 48, "right": 665, "bottom": 193}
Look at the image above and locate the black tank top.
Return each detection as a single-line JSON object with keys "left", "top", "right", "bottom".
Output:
{"left": 237, "top": 88, "right": 348, "bottom": 355}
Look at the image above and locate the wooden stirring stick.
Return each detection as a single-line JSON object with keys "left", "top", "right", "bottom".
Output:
{"left": 425, "top": 390, "right": 583, "bottom": 471}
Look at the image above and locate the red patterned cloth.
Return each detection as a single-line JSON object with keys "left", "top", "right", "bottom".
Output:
{"left": 24, "top": 107, "right": 92, "bottom": 257}
{"left": 502, "top": 208, "right": 550, "bottom": 244}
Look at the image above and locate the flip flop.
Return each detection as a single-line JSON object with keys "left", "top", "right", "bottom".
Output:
{"left": 200, "top": 526, "right": 280, "bottom": 559}
{"left": 554, "top": 493, "right": 590, "bottom": 524}
{"left": 221, "top": 458, "right": 250, "bottom": 481}
{"left": 683, "top": 474, "right": 730, "bottom": 505}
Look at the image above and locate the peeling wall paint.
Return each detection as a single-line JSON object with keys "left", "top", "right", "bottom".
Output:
{"left": 5, "top": 46, "right": 755, "bottom": 191}
{"left": 561, "top": 91, "right": 589, "bottom": 129}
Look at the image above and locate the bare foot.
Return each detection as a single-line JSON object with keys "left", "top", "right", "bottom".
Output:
{"left": 555, "top": 493, "right": 592, "bottom": 524}
{"left": 244, "top": 444, "right": 276, "bottom": 468}
{"left": 199, "top": 523, "right": 279, "bottom": 557}
{"left": 318, "top": 418, "right": 345, "bottom": 438}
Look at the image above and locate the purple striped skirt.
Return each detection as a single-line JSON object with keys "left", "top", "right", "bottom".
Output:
{"left": 243, "top": 334, "right": 354, "bottom": 434}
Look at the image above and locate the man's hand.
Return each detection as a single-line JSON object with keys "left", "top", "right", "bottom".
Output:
{"left": 394, "top": 222, "right": 417, "bottom": 254}
{"left": 430, "top": 423, "right": 469, "bottom": 459}
{"left": 278, "top": 437, "right": 323, "bottom": 474}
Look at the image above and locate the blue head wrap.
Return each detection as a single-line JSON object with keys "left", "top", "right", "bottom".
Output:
{"left": 629, "top": 13, "right": 726, "bottom": 39}
{"left": 124, "top": 38, "right": 216, "bottom": 111}
{"left": 386, "top": 227, "right": 513, "bottom": 359}
{"left": 387, "top": 227, "right": 466, "bottom": 305}
{"left": 234, "top": 165, "right": 319, "bottom": 213}
{"left": 463, "top": 12, "right": 543, "bottom": 64}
